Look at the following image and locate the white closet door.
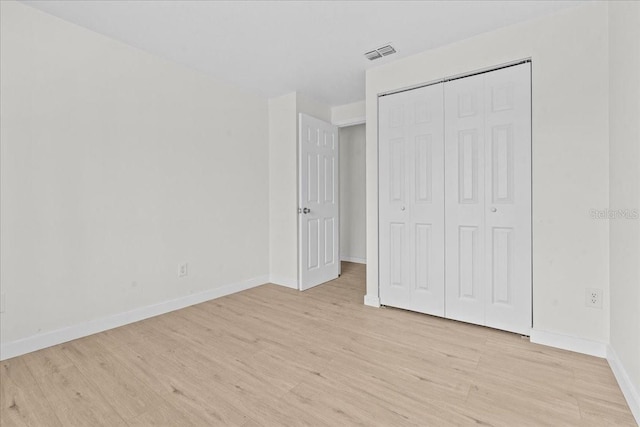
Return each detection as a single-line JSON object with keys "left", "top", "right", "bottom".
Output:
{"left": 379, "top": 84, "right": 445, "bottom": 316}
{"left": 445, "top": 63, "right": 531, "bottom": 334}
{"left": 444, "top": 73, "right": 487, "bottom": 326}
{"left": 483, "top": 64, "right": 531, "bottom": 334}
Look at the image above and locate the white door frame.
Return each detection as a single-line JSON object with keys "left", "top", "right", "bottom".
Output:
{"left": 376, "top": 59, "right": 533, "bottom": 333}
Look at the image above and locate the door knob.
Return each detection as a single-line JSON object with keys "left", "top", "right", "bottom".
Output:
{"left": 303, "top": 207, "right": 311, "bottom": 214}
{"left": 491, "top": 207, "right": 497, "bottom": 212}
{"left": 401, "top": 206, "right": 406, "bottom": 211}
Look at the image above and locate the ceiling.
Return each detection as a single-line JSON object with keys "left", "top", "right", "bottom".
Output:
{"left": 23, "top": 1, "right": 583, "bottom": 106}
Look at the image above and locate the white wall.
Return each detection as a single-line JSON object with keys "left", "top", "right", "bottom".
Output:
{"left": 268, "top": 93, "right": 298, "bottom": 287}
{"left": 365, "top": 3, "right": 611, "bottom": 345}
{"left": 609, "top": 1, "right": 640, "bottom": 420}
{"left": 339, "top": 124, "right": 366, "bottom": 263}
{"left": 0, "top": 2, "right": 270, "bottom": 347}
{"left": 268, "top": 92, "right": 331, "bottom": 287}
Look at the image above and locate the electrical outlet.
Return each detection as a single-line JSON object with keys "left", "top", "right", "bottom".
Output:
{"left": 0, "top": 293, "right": 5, "bottom": 313}
{"left": 178, "top": 263, "right": 188, "bottom": 278}
{"left": 585, "top": 288, "right": 602, "bottom": 309}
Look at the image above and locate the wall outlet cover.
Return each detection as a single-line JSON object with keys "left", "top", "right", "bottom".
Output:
{"left": 179, "top": 263, "right": 188, "bottom": 278}
{"left": 585, "top": 288, "right": 603, "bottom": 309}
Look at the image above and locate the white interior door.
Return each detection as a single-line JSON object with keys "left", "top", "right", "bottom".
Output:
{"left": 444, "top": 63, "right": 531, "bottom": 335}
{"left": 379, "top": 84, "right": 445, "bottom": 316}
{"left": 299, "top": 114, "right": 340, "bottom": 290}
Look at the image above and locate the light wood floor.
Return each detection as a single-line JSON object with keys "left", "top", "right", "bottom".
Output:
{"left": 1, "top": 262, "right": 635, "bottom": 426}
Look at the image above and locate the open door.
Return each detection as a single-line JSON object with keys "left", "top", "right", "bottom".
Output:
{"left": 298, "top": 113, "right": 339, "bottom": 290}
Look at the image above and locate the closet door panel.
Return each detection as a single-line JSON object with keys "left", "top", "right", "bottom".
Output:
{"left": 379, "top": 95, "right": 412, "bottom": 309}
{"left": 407, "top": 85, "right": 445, "bottom": 316}
{"left": 483, "top": 64, "right": 532, "bottom": 334}
{"left": 379, "top": 84, "right": 445, "bottom": 315}
{"left": 444, "top": 74, "right": 486, "bottom": 325}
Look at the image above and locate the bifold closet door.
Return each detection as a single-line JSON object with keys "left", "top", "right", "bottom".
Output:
{"left": 379, "top": 84, "right": 445, "bottom": 316}
{"left": 444, "top": 63, "right": 531, "bottom": 335}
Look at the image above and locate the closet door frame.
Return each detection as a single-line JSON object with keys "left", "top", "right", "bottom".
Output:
{"left": 377, "top": 59, "right": 533, "bottom": 334}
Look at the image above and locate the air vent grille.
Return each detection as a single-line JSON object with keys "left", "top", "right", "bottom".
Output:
{"left": 364, "top": 44, "right": 396, "bottom": 61}
{"left": 365, "top": 50, "right": 382, "bottom": 61}
{"left": 377, "top": 45, "right": 396, "bottom": 56}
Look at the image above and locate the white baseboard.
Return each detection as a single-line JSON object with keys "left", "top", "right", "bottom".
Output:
{"left": 269, "top": 276, "right": 298, "bottom": 289}
{"left": 341, "top": 256, "right": 366, "bottom": 264}
{"left": 0, "top": 275, "right": 269, "bottom": 361}
{"left": 607, "top": 345, "right": 640, "bottom": 425}
{"left": 364, "top": 294, "right": 380, "bottom": 307}
{"left": 529, "top": 329, "right": 607, "bottom": 358}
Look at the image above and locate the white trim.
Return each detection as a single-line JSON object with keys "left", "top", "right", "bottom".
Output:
{"left": 341, "top": 256, "right": 366, "bottom": 264}
{"left": 607, "top": 345, "right": 640, "bottom": 424}
{"left": 333, "top": 117, "right": 366, "bottom": 128}
{"left": 529, "top": 329, "right": 607, "bottom": 358}
{"left": 364, "top": 294, "right": 381, "bottom": 307}
{"left": 269, "top": 276, "right": 298, "bottom": 289}
{"left": 0, "top": 275, "right": 268, "bottom": 361}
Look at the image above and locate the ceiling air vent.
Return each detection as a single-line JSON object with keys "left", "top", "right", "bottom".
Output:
{"left": 365, "top": 44, "right": 396, "bottom": 61}
{"left": 377, "top": 45, "right": 396, "bottom": 56}
{"left": 364, "top": 50, "right": 382, "bottom": 61}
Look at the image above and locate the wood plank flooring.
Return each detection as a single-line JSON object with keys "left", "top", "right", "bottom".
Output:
{"left": 1, "top": 262, "right": 635, "bottom": 426}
